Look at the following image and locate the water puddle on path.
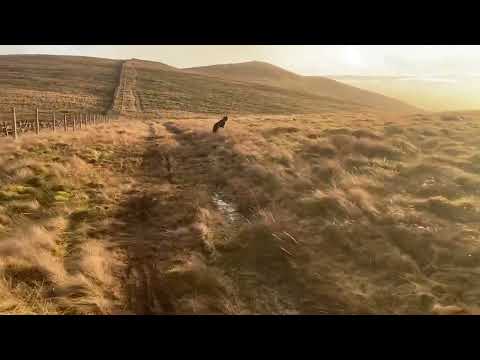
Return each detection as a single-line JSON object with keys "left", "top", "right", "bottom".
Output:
{"left": 211, "top": 192, "right": 244, "bottom": 225}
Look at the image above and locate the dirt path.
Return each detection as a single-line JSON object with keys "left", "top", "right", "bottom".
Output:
{"left": 95, "top": 118, "right": 313, "bottom": 314}
{"left": 108, "top": 120, "right": 221, "bottom": 314}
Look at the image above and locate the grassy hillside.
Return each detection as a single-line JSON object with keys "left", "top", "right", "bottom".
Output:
{"left": 0, "top": 56, "right": 418, "bottom": 119}
{"left": 1, "top": 111, "right": 479, "bottom": 314}
{"left": 0, "top": 55, "right": 121, "bottom": 114}
{"left": 185, "top": 61, "right": 419, "bottom": 113}
{"left": 134, "top": 60, "right": 368, "bottom": 115}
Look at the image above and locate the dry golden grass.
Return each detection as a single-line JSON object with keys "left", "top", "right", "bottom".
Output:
{"left": 0, "top": 55, "right": 121, "bottom": 116}
{"left": 185, "top": 61, "right": 417, "bottom": 113}
{"left": 2, "top": 110, "right": 480, "bottom": 315}
{"left": 154, "top": 111, "right": 480, "bottom": 314}
{"left": 134, "top": 63, "right": 375, "bottom": 115}
{"left": 0, "top": 118, "right": 148, "bottom": 314}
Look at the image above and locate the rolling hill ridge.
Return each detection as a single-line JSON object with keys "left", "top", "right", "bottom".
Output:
{"left": 0, "top": 55, "right": 418, "bottom": 117}
{"left": 185, "top": 61, "right": 419, "bottom": 113}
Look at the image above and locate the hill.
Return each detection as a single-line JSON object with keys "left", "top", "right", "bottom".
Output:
{"left": 0, "top": 55, "right": 121, "bottom": 113}
{"left": 185, "top": 61, "right": 419, "bottom": 113}
{"left": 133, "top": 60, "right": 369, "bottom": 115}
{"left": 0, "top": 56, "right": 418, "bottom": 117}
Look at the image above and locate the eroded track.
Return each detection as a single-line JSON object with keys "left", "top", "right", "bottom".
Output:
{"left": 110, "top": 121, "right": 220, "bottom": 314}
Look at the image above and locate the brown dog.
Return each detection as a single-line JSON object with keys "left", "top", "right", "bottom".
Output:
{"left": 213, "top": 116, "right": 228, "bottom": 133}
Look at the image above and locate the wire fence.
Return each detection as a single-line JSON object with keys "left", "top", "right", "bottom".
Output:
{"left": 0, "top": 108, "right": 114, "bottom": 139}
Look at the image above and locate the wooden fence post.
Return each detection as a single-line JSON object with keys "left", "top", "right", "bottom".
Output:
{"left": 53, "top": 111, "right": 56, "bottom": 132}
{"left": 72, "top": 113, "right": 76, "bottom": 131}
{"left": 64, "top": 113, "right": 67, "bottom": 132}
{"left": 35, "top": 108, "right": 40, "bottom": 135}
{"left": 78, "top": 113, "right": 82, "bottom": 130}
{"left": 93, "top": 113, "right": 96, "bottom": 126}
{"left": 12, "top": 107, "right": 17, "bottom": 139}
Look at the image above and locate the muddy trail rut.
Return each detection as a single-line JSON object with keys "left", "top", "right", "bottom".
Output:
{"left": 108, "top": 120, "right": 238, "bottom": 314}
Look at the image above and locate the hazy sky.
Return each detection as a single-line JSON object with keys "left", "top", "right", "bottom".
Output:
{"left": 2, "top": 45, "right": 480, "bottom": 77}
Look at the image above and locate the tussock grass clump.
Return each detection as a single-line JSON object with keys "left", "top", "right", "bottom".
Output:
{"left": 442, "top": 146, "right": 467, "bottom": 157}
{"left": 385, "top": 224, "right": 436, "bottom": 268}
{"left": 384, "top": 125, "right": 404, "bottom": 136}
{"left": 329, "top": 134, "right": 356, "bottom": 153}
{"left": 342, "top": 154, "right": 370, "bottom": 171}
{"left": 214, "top": 211, "right": 306, "bottom": 313}
{"left": 454, "top": 173, "right": 480, "bottom": 192}
{"left": 323, "top": 128, "right": 353, "bottom": 137}
{"left": 414, "top": 196, "right": 479, "bottom": 223}
{"left": 0, "top": 225, "right": 117, "bottom": 314}
{"left": 262, "top": 126, "right": 300, "bottom": 137}
{"left": 244, "top": 165, "right": 282, "bottom": 194}
{"left": 311, "top": 159, "right": 344, "bottom": 183}
{"left": 468, "top": 153, "right": 480, "bottom": 174}
{"left": 303, "top": 140, "right": 337, "bottom": 159}
{"left": 353, "top": 138, "right": 399, "bottom": 159}
{"left": 325, "top": 132, "right": 400, "bottom": 160}
{"left": 159, "top": 253, "right": 240, "bottom": 314}
{"left": 397, "top": 161, "right": 480, "bottom": 199}
{"left": 296, "top": 187, "right": 379, "bottom": 220}
{"left": 352, "top": 129, "right": 383, "bottom": 140}
{"left": 390, "top": 138, "right": 418, "bottom": 156}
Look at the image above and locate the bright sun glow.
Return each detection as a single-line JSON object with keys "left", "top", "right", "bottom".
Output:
{"left": 341, "top": 46, "right": 365, "bottom": 67}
